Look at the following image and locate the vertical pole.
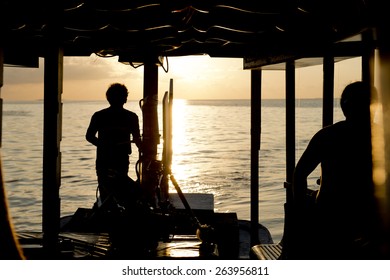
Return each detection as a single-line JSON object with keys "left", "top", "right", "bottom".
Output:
{"left": 42, "top": 46, "right": 63, "bottom": 256}
{"left": 361, "top": 30, "right": 375, "bottom": 86}
{"left": 141, "top": 62, "right": 159, "bottom": 203}
{"left": 323, "top": 55, "right": 334, "bottom": 127}
{"left": 142, "top": 62, "right": 159, "bottom": 159}
{"left": 282, "top": 60, "right": 295, "bottom": 257}
{"left": 285, "top": 61, "right": 295, "bottom": 183}
{"left": 250, "top": 69, "right": 261, "bottom": 246}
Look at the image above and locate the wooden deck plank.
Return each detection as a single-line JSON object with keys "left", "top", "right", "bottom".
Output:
{"left": 17, "top": 232, "right": 217, "bottom": 259}
{"left": 251, "top": 244, "right": 283, "bottom": 260}
{"left": 17, "top": 231, "right": 112, "bottom": 259}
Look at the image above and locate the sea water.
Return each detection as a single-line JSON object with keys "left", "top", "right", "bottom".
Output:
{"left": 2, "top": 99, "right": 344, "bottom": 243}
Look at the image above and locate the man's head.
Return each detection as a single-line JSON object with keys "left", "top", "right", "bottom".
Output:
{"left": 340, "top": 81, "right": 372, "bottom": 121}
{"left": 106, "top": 83, "right": 128, "bottom": 106}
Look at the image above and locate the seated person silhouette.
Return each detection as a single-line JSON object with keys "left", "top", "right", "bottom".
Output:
{"left": 86, "top": 83, "right": 141, "bottom": 207}
{"left": 292, "top": 81, "right": 380, "bottom": 259}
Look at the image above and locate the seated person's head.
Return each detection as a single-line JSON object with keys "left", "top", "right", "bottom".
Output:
{"left": 106, "top": 83, "right": 128, "bottom": 106}
{"left": 340, "top": 81, "right": 372, "bottom": 121}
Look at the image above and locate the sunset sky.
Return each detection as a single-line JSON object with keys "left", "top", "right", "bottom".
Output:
{"left": 1, "top": 54, "right": 362, "bottom": 101}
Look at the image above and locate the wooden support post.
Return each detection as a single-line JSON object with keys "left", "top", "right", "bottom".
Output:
{"left": 361, "top": 30, "right": 375, "bottom": 86}
{"left": 250, "top": 69, "right": 261, "bottom": 246}
{"left": 142, "top": 62, "right": 159, "bottom": 159}
{"left": 42, "top": 46, "right": 63, "bottom": 256}
{"left": 282, "top": 60, "right": 296, "bottom": 257}
{"left": 140, "top": 62, "right": 159, "bottom": 203}
{"left": 285, "top": 61, "right": 295, "bottom": 183}
{"left": 323, "top": 55, "right": 334, "bottom": 127}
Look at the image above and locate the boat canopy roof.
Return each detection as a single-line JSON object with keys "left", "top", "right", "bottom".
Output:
{"left": 1, "top": 0, "right": 376, "bottom": 69}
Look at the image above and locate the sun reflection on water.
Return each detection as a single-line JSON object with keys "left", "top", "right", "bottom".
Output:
{"left": 168, "top": 99, "right": 190, "bottom": 187}
{"left": 166, "top": 99, "right": 227, "bottom": 204}
{"left": 171, "top": 99, "right": 188, "bottom": 159}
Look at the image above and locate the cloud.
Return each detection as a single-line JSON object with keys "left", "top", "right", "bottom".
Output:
{"left": 64, "top": 55, "right": 142, "bottom": 81}
{"left": 4, "top": 63, "right": 44, "bottom": 85}
{"left": 2, "top": 54, "right": 146, "bottom": 100}
{"left": 2, "top": 55, "right": 362, "bottom": 101}
{"left": 3, "top": 54, "right": 143, "bottom": 85}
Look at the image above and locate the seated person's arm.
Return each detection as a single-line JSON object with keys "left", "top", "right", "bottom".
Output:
{"left": 293, "top": 134, "right": 322, "bottom": 207}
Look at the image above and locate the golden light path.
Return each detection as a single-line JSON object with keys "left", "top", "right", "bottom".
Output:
{"left": 168, "top": 99, "right": 189, "bottom": 188}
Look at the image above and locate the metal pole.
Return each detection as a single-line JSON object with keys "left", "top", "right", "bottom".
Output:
{"left": 140, "top": 62, "right": 159, "bottom": 203}
{"left": 282, "top": 60, "right": 295, "bottom": 257}
{"left": 42, "top": 46, "right": 63, "bottom": 256}
{"left": 286, "top": 61, "right": 295, "bottom": 183}
{"left": 142, "top": 62, "right": 159, "bottom": 159}
{"left": 250, "top": 69, "right": 261, "bottom": 246}
{"left": 323, "top": 55, "right": 334, "bottom": 127}
{"left": 361, "top": 30, "right": 375, "bottom": 86}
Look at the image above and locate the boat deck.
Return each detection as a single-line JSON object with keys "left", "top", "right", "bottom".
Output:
{"left": 17, "top": 219, "right": 273, "bottom": 260}
{"left": 18, "top": 232, "right": 213, "bottom": 260}
{"left": 16, "top": 192, "right": 273, "bottom": 260}
{"left": 18, "top": 232, "right": 111, "bottom": 259}
{"left": 251, "top": 244, "right": 283, "bottom": 260}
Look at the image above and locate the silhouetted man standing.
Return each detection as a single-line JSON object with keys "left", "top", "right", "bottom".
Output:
{"left": 86, "top": 83, "right": 141, "bottom": 202}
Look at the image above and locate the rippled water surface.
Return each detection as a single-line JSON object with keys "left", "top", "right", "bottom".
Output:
{"left": 2, "top": 99, "right": 343, "bottom": 242}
